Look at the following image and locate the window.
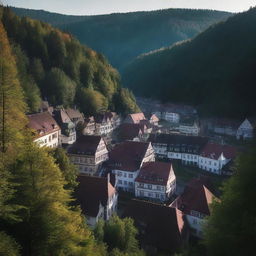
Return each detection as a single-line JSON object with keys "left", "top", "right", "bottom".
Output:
{"left": 128, "top": 174, "right": 133, "bottom": 178}
{"left": 157, "top": 185, "right": 161, "bottom": 190}
{"left": 123, "top": 173, "right": 127, "bottom": 178}
{"left": 148, "top": 184, "right": 152, "bottom": 189}
{"left": 129, "top": 182, "right": 133, "bottom": 187}
{"left": 118, "top": 180, "right": 122, "bottom": 184}
{"left": 124, "top": 181, "right": 127, "bottom": 185}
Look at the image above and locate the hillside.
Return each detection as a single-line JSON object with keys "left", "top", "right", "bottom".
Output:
{"left": 122, "top": 7, "right": 256, "bottom": 118}
{"left": 1, "top": 7, "right": 139, "bottom": 115}
{"left": 11, "top": 7, "right": 232, "bottom": 70}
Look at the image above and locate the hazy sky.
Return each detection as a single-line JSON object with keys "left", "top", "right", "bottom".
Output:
{"left": 2, "top": 0, "right": 256, "bottom": 15}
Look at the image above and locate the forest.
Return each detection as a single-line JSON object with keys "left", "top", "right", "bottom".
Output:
{"left": 1, "top": 7, "right": 139, "bottom": 116}
{"left": 0, "top": 14, "right": 145, "bottom": 255}
{"left": 12, "top": 7, "right": 232, "bottom": 70}
{"left": 122, "top": 7, "right": 256, "bottom": 119}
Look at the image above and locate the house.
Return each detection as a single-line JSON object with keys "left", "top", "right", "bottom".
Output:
{"left": 108, "top": 141, "right": 155, "bottom": 192}
{"left": 53, "top": 108, "right": 76, "bottom": 145}
{"left": 162, "top": 111, "right": 180, "bottom": 123}
{"left": 27, "top": 112, "right": 60, "bottom": 148}
{"left": 199, "top": 142, "right": 237, "bottom": 175}
{"left": 179, "top": 121, "right": 200, "bottom": 136}
{"left": 211, "top": 118, "right": 240, "bottom": 137}
{"left": 67, "top": 135, "right": 109, "bottom": 175}
{"left": 124, "top": 112, "right": 146, "bottom": 124}
{"left": 109, "top": 112, "right": 122, "bottom": 128}
{"left": 75, "top": 175, "right": 118, "bottom": 227}
{"left": 65, "top": 107, "right": 84, "bottom": 126}
{"left": 118, "top": 123, "right": 146, "bottom": 142}
{"left": 135, "top": 161, "right": 176, "bottom": 202}
{"left": 236, "top": 118, "right": 256, "bottom": 140}
{"left": 148, "top": 133, "right": 208, "bottom": 165}
{"left": 123, "top": 199, "right": 188, "bottom": 254}
{"left": 147, "top": 114, "right": 159, "bottom": 126}
{"left": 170, "top": 178, "right": 218, "bottom": 238}
{"left": 95, "top": 112, "right": 116, "bottom": 135}
{"left": 83, "top": 116, "right": 96, "bottom": 135}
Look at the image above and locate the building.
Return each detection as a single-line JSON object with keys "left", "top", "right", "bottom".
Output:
{"left": 27, "top": 112, "right": 60, "bottom": 148}
{"left": 68, "top": 135, "right": 108, "bottom": 175}
{"left": 236, "top": 118, "right": 256, "bottom": 140}
{"left": 211, "top": 118, "right": 240, "bottom": 137}
{"left": 179, "top": 121, "right": 200, "bottom": 136}
{"left": 162, "top": 111, "right": 180, "bottom": 123}
{"left": 170, "top": 178, "right": 218, "bottom": 238}
{"left": 95, "top": 112, "right": 117, "bottom": 135}
{"left": 108, "top": 141, "right": 155, "bottom": 192}
{"left": 199, "top": 143, "right": 237, "bottom": 175}
{"left": 53, "top": 108, "right": 76, "bottom": 145}
{"left": 75, "top": 175, "right": 118, "bottom": 227}
{"left": 148, "top": 134, "right": 208, "bottom": 163}
{"left": 124, "top": 199, "right": 188, "bottom": 254}
{"left": 124, "top": 112, "right": 146, "bottom": 124}
{"left": 118, "top": 123, "right": 146, "bottom": 142}
{"left": 65, "top": 107, "right": 84, "bottom": 126}
{"left": 83, "top": 116, "right": 96, "bottom": 135}
{"left": 135, "top": 161, "right": 176, "bottom": 202}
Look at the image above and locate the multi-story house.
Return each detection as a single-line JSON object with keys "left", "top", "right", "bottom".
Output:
{"left": 76, "top": 175, "right": 118, "bottom": 227}
{"left": 65, "top": 107, "right": 84, "bottom": 126}
{"left": 53, "top": 108, "right": 76, "bottom": 145}
{"left": 118, "top": 123, "right": 147, "bottom": 142}
{"left": 179, "top": 121, "right": 200, "bottom": 136}
{"left": 236, "top": 118, "right": 256, "bottom": 140}
{"left": 83, "top": 116, "right": 96, "bottom": 135}
{"left": 124, "top": 199, "right": 188, "bottom": 254}
{"left": 199, "top": 143, "right": 237, "bottom": 175}
{"left": 68, "top": 135, "right": 108, "bottom": 175}
{"left": 135, "top": 161, "right": 176, "bottom": 202}
{"left": 149, "top": 134, "right": 208, "bottom": 165}
{"left": 170, "top": 178, "right": 218, "bottom": 238}
{"left": 27, "top": 112, "right": 60, "bottom": 148}
{"left": 108, "top": 141, "right": 155, "bottom": 192}
{"left": 95, "top": 112, "right": 116, "bottom": 135}
{"left": 162, "top": 112, "right": 180, "bottom": 123}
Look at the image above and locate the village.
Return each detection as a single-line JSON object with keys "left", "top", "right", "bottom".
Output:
{"left": 27, "top": 98, "right": 255, "bottom": 254}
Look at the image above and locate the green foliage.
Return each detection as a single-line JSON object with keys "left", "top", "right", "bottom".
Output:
{"left": 49, "top": 147, "right": 78, "bottom": 190}
{"left": 204, "top": 147, "right": 256, "bottom": 256}
{"left": 0, "top": 231, "right": 20, "bottom": 256}
{"left": 11, "top": 7, "right": 232, "bottom": 70}
{"left": 77, "top": 87, "right": 108, "bottom": 116}
{"left": 94, "top": 215, "right": 144, "bottom": 256}
{"left": 43, "top": 67, "right": 76, "bottom": 106}
{"left": 123, "top": 8, "right": 256, "bottom": 118}
{"left": 1, "top": 6, "right": 139, "bottom": 115}
{"left": 114, "top": 88, "right": 140, "bottom": 115}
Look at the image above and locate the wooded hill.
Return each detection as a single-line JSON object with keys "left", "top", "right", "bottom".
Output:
{"left": 1, "top": 6, "right": 139, "bottom": 115}
{"left": 12, "top": 7, "right": 232, "bottom": 70}
{"left": 122, "top": 7, "right": 256, "bottom": 119}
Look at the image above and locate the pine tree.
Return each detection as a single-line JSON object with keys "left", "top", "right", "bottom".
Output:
{"left": 204, "top": 148, "right": 256, "bottom": 256}
{"left": 12, "top": 140, "right": 100, "bottom": 256}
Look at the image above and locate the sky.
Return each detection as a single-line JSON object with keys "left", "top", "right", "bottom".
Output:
{"left": 2, "top": 0, "right": 256, "bottom": 15}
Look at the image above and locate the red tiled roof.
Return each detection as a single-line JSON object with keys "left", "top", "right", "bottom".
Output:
{"left": 27, "top": 112, "right": 60, "bottom": 137}
{"left": 75, "top": 175, "right": 116, "bottom": 217}
{"left": 119, "top": 123, "right": 144, "bottom": 140}
{"left": 150, "top": 114, "right": 159, "bottom": 122}
{"left": 170, "top": 178, "right": 218, "bottom": 216}
{"left": 108, "top": 141, "right": 151, "bottom": 171}
{"left": 200, "top": 143, "right": 237, "bottom": 160}
{"left": 67, "top": 135, "right": 102, "bottom": 155}
{"left": 53, "top": 108, "right": 72, "bottom": 124}
{"left": 129, "top": 112, "right": 146, "bottom": 124}
{"left": 136, "top": 161, "right": 175, "bottom": 186}
{"left": 123, "top": 199, "right": 188, "bottom": 252}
